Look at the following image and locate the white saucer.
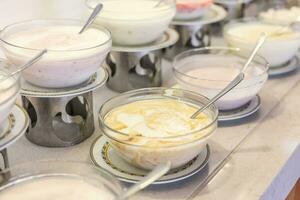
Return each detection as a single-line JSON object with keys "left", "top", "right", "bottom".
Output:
{"left": 268, "top": 57, "right": 299, "bottom": 76}
{"left": 90, "top": 136, "right": 210, "bottom": 184}
{"left": 21, "top": 67, "right": 108, "bottom": 98}
{"left": 0, "top": 105, "right": 29, "bottom": 151}
{"left": 219, "top": 95, "right": 261, "bottom": 122}
{"left": 172, "top": 4, "right": 227, "bottom": 26}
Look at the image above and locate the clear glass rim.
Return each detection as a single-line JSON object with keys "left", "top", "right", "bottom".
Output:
{"left": 98, "top": 87, "right": 218, "bottom": 146}
{"left": 172, "top": 46, "right": 269, "bottom": 84}
{"left": 224, "top": 17, "right": 300, "bottom": 42}
{"left": 0, "top": 19, "right": 112, "bottom": 52}
{"left": 0, "top": 160, "right": 123, "bottom": 195}
{"left": 0, "top": 58, "right": 20, "bottom": 86}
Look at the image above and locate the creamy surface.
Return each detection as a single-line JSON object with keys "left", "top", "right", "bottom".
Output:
{"left": 175, "top": 55, "right": 265, "bottom": 89}
{"left": 98, "top": 0, "right": 174, "bottom": 20}
{"left": 0, "top": 176, "right": 115, "bottom": 200}
{"left": 5, "top": 26, "right": 110, "bottom": 51}
{"left": 260, "top": 7, "right": 300, "bottom": 24}
{"left": 105, "top": 99, "right": 211, "bottom": 138}
{"left": 227, "top": 22, "right": 300, "bottom": 42}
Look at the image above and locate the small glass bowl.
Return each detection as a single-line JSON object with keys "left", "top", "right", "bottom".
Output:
{"left": 173, "top": 47, "right": 269, "bottom": 111}
{"left": 86, "top": 0, "right": 176, "bottom": 46}
{"left": 0, "top": 19, "right": 112, "bottom": 88}
{"left": 99, "top": 87, "right": 218, "bottom": 170}
{"left": 0, "top": 59, "right": 20, "bottom": 124}
{"left": 224, "top": 17, "right": 300, "bottom": 67}
{"left": 0, "top": 161, "right": 123, "bottom": 199}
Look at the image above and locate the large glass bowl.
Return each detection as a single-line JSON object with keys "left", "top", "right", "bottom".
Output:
{"left": 224, "top": 18, "right": 300, "bottom": 67}
{"left": 0, "top": 59, "right": 20, "bottom": 125}
{"left": 86, "top": 0, "right": 176, "bottom": 46}
{"left": 0, "top": 19, "right": 112, "bottom": 88}
{"left": 0, "top": 161, "right": 123, "bottom": 199}
{"left": 99, "top": 88, "right": 218, "bottom": 170}
{"left": 173, "top": 47, "right": 269, "bottom": 111}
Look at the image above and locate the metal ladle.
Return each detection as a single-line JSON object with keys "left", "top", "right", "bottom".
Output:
{"left": 78, "top": 3, "right": 103, "bottom": 34}
{"left": 0, "top": 49, "right": 47, "bottom": 82}
{"left": 116, "top": 161, "right": 171, "bottom": 200}
{"left": 191, "top": 33, "right": 267, "bottom": 119}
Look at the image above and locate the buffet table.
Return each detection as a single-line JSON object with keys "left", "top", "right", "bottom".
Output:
{"left": 0, "top": 0, "right": 300, "bottom": 199}
{"left": 2, "top": 59, "right": 299, "bottom": 200}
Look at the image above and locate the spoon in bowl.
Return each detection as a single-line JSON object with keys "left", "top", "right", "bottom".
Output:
{"left": 191, "top": 33, "right": 267, "bottom": 119}
{"left": 0, "top": 49, "right": 47, "bottom": 82}
{"left": 154, "top": 0, "right": 165, "bottom": 7}
{"left": 116, "top": 161, "right": 171, "bottom": 200}
{"left": 78, "top": 3, "right": 103, "bottom": 34}
{"left": 268, "top": 16, "right": 300, "bottom": 37}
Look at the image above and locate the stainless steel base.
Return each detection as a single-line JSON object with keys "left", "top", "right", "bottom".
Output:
{"left": 163, "top": 25, "right": 211, "bottom": 60}
{"left": 22, "top": 92, "right": 94, "bottom": 147}
{"left": 106, "top": 51, "right": 162, "bottom": 92}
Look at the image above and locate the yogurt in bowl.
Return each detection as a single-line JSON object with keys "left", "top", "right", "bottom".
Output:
{"left": 99, "top": 88, "right": 218, "bottom": 170}
{"left": 0, "top": 19, "right": 112, "bottom": 88}
{"left": 0, "top": 161, "right": 123, "bottom": 200}
{"left": 173, "top": 47, "right": 269, "bottom": 110}
{"left": 224, "top": 18, "right": 300, "bottom": 67}
{"left": 259, "top": 7, "right": 300, "bottom": 25}
{"left": 87, "top": 0, "right": 176, "bottom": 46}
{"left": 0, "top": 60, "right": 20, "bottom": 124}
{"left": 175, "top": 0, "right": 213, "bottom": 20}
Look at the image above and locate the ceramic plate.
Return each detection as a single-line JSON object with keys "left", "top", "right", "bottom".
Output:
{"left": 90, "top": 136, "right": 210, "bottom": 184}
{"left": 0, "top": 105, "right": 29, "bottom": 151}
{"left": 112, "top": 28, "right": 179, "bottom": 52}
{"left": 219, "top": 95, "right": 261, "bottom": 122}
{"left": 172, "top": 4, "right": 227, "bottom": 26}
{"left": 268, "top": 57, "right": 299, "bottom": 76}
{"left": 21, "top": 67, "right": 108, "bottom": 98}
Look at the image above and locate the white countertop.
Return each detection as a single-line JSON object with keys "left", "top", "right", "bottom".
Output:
{"left": 0, "top": 0, "right": 300, "bottom": 199}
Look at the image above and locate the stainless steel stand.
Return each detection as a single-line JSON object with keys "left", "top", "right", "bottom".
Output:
{"left": 20, "top": 68, "right": 108, "bottom": 147}
{"left": 106, "top": 28, "right": 179, "bottom": 92}
{"left": 22, "top": 92, "right": 94, "bottom": 147}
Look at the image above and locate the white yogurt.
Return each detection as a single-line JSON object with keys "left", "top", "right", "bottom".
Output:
{"left": 1, "top": 22, "right": 111, "bottom": 88}
{"left": 175, "top": 0, "right": 213, "bottom": 20}
{"left": 0, "top": 73, "right": 19, "bottom": 124}
{"left": 0, "top": 176, "right": 115, "bottom": 200}
{"left": 225, "top": 21, "right": 300, "bottom": 67}
{"left": 91, "top": 0, "right": 176, "bottom": 45}
{"left": 260, "top": 7, "right": 300, "bottom": 25}
{"left": 174, "top": 55, "right": 268, "bottom": 110}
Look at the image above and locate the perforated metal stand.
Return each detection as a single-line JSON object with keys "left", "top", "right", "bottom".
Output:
{"left": 20, "top": 68, "right": 108, "bottom": 148}
{"left": 22, "top": 91, "right": 94, "bottom": 148}
{"left": 106, "top": 28, "right": 179, "bottom": 92}
{"left": 163, "top": 25, "right": 211, "bottom": 60}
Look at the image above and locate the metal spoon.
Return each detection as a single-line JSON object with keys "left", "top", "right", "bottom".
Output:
{"left": 78, "top": 3, "right": 103, "bottom": 34}
{"left": 0, "top": 49, "right": 47, "bottom": 82}
{"left": 116, "top": 161, "right": 171, "bottom": 200}
{"left": 268, "top": 16, "right": 300, "bottom": 37}
{"left": 191, "top": 33, "right": 267, "bottom": 119}
{"left": 154, "top": 0, "right": 164, "bottom": 7}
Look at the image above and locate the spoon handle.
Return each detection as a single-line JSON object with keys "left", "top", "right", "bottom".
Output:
{"left": 79, "top": 3, "right": 103, "bottom": 34}
{"left": 191, "top": 73, "right": 245, "bottom": 119}
{"left": 10, "top": 49, "right": 47, "bottom": 77}
{"left": 116, "top": 161, "right": 171, "bottom": 200}
{"left": 154, "top": 0, "right": 164, "bottom": 7}
{"left": 241, "top": 33, "right": 267, "bottom": 73}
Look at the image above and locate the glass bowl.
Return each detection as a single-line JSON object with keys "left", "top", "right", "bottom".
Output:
{"left": 0, "top": 161, "right": 123, "bottom": 200}
{"left": 99, "top": 87, "right": 218, "bottom": 170}
{"left": 0, "top": 19, "right": 112, "bottom": 88}
{"left": 224, "top": 17, "right": 300, "bottom": 67}
{"left": 175, "top": 0, "right": 213, "bottom": 21}
{"left": 86, "top": 0, "right": 176, "bottom": 46}
{"left": 173, "top": 47, "right": 269, "bottom": 111}
{"left": 0, "top": 59, "right": 20, "bottom": 124}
